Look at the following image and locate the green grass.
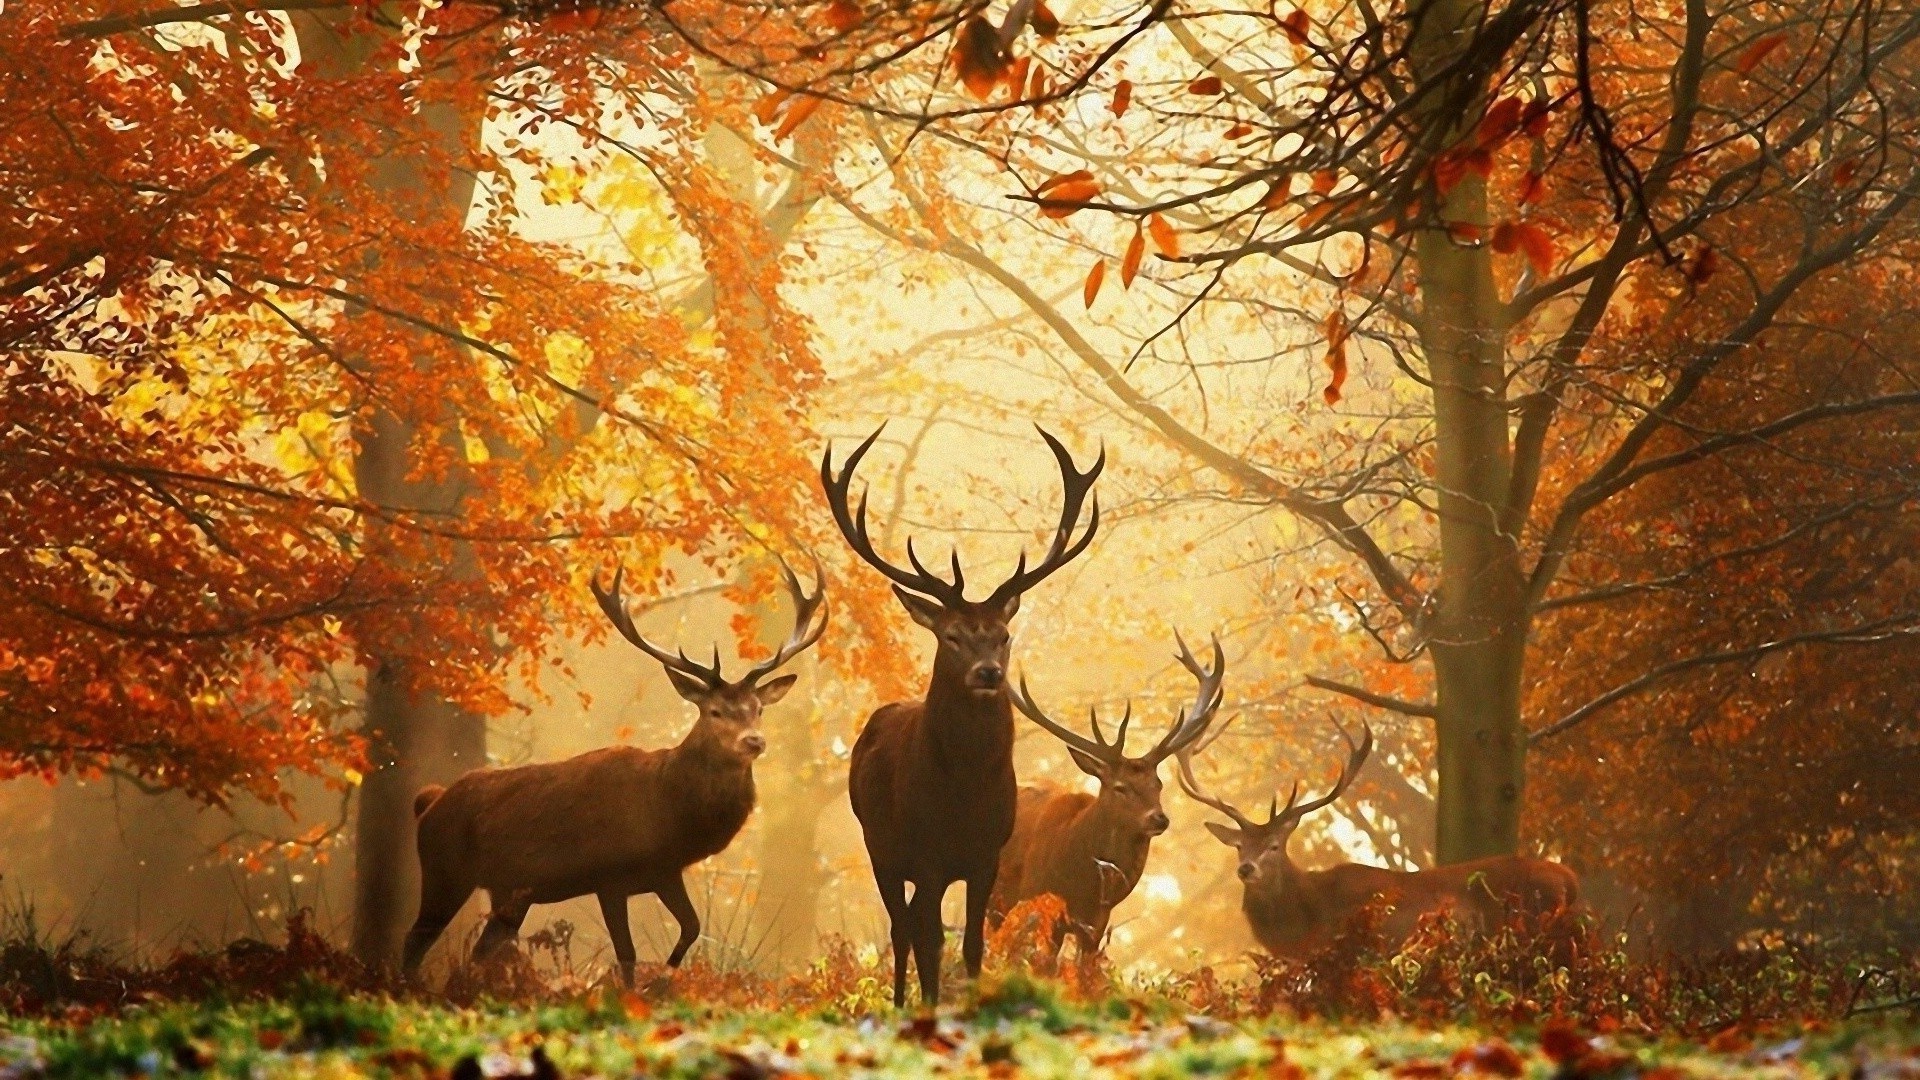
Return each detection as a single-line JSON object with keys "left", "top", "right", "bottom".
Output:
{"left": 1, "top": 979, "right": 1914, "bottom": 1079}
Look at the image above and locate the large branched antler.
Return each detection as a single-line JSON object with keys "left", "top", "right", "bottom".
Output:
{"left": 739, "top": 554, "right": 830, "bottom": 689}
{"left": 984, "top": 426, "right": 1105, "bottom": 608}
{"left": 1174, "top": 713, "right": 1261, "bottom": 832}
{"left": 591, "top": 565, "right": 727, "bottom": 692}
{"left": 1272, "top": 718, "right": 1374, "bottom": 831}
{"left": 1017, "top": 632, "right": 1227, "bottom": 767}
{"left": 820, "top": 426, "right": 970, "bottom": 606}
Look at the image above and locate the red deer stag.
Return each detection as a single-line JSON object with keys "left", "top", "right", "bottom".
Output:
{"left": 988, "top": 634, "right": 1226, "bottom": 966}
{"left": 1176, "top": 720, "right": 1578, "bottom": 957}
{"left": 402, "top": 558, "right": 826, "bottom": 986}
{"left": 821, "top": 426, "right": 1102, "bottom": 1007}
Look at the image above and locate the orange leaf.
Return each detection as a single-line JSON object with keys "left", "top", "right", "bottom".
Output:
{"left": 753, "top": 88, "right": 792, "bottom": 125}
{"left": 1084, "top": 258, "right": 1106, "bottom": 308}
{"left": 1111, "top": 79, "right": 1133, "bottom": 116}
{"left": 1036, "top": 169, "right": 1095, "bottom": 196}
{"left": 1225, "top": 122, "right": 1252, "bottom": 140}
{"left": 1121, "top": 225, "right": 1146, "bottom": 287}
{"left": 1258, "top": 174, "right": 1293, "bottom": 208}
{"left": 1294, "top": 199, "right": 1342, "bottom": 233}
{"left": 1031, "top": 0, "right": 1060, "bottom": 38}
{"left": 1006, "top": 56, "right": 1031, "bottom": 98}
{"left": 1686, "top": 244, "right": 1719, "bottom": 284}
{"left": 1038, "top": 177, "right": 1102, "bottom": 218}
{"left": 774, "top": 94, "right": 821, "bottom": 141}
{"left": 1476, "top": 96, "right": 1524, "bottom": 148}
{"left": 1516, "top": 169, "right": 1545, "bottom": 205}
{"left": 1492, "top": 220, "right": 1556, "bottom": 275}
{"left": 1833, "top": 157, "right": 1860, "bottom": 187}
{"left": 1312, "top": 169, "right": 1338, "bottom": 194}
{"left": 1027, "top": 64, "right": 1049, "bottom": 99}
{"left": 954, "top": 16, "right": 1009, "bottom": 99}
{"left": 823, "top": 0, "right": 863, "bottom": 32}
{"left": 1520, "top": 97, "right": 1554, "bottom": 137}
{"left": 1323, "top": 308, "right": 1349, "bottom": 405}
{"left": 1188, "top": 75, "right": 1224, "bottom": 95}
{"left": 1279, "top": 8, "right": 1311, "bottom": 45}
{"left": 1736, "top": 32, "right": 1788, "bottom": 74}
{"left": 1147, "top": 213, "right": 1180, "bottom": 257}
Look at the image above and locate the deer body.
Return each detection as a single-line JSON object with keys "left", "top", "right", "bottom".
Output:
{"left": 989, "top": 636, "right": 1225, "bottom": 964}
{"left": 1180, "top": 720, "right": 1578, "bottom": 959}
{"left": 401, "top": 560, "right": 825, "bottom": 986}
{"left": 823, "top": 426, "right": 1103, "bottom": 1006}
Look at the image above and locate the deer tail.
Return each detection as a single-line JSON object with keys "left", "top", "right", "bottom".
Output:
{"left": 413, "top": 784, "right": 447, "bottom": 819}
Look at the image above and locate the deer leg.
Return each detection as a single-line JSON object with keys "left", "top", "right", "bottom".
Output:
{"left": 401, "top": 871, "right": 473, "bottom": 978}
{"left": 597, "top": 892, "right": 637, "bottom": 987}
{"left": 907, "top": 878, "right": 947, "bottom": 1007}
{"left": 873, "top": 867, "right": 912, "bottom": 1008}
{"left": 962, "top": 866, "right": 998, "bottom": 981}
{"left": 472, "top": 890, "right": 531, "bottom": 963}
{"left": 656, "top": 874, "right": 701, "bottom": 969}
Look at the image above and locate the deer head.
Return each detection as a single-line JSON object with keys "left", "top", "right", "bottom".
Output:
{"left": 1177, "top": 717, "right": 1373, "bottom": 884}
{"left": 1011, "top": 634, "right": 1226, "bottom": 838}
{"left": 820, "top": 425, "right": 1102, "bottom": 699}
{"left": 591, "top": 556, "right": 828, "bottom": 763}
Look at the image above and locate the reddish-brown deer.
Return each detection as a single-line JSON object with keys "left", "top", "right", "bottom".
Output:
{"left": 402, "top": 558, "right": 826, "bottom": 986}
{"left": 821, "top": 425, "right": 1102, "bottom": 1007}
{"left": 1177, "top": 721, "right": 1578, "bottom": 958}
{"left": 988, "top": 634, "right": 1226, "bottom": 966}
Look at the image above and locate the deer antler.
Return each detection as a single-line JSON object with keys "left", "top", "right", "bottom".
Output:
{"left": 820, "top": 426, "right": 970, "bottom": 606}
{"left": 1173, "top": 713, "right": 1262, "bottom": 832}
{"left": 1142, "top": 632, "right": 1227, "bottom": 764}
{"left": 1010, "top": 678, "right": 1135, "bottom": 766}
{"left": 739, "top": 553, "right": 829, "bottom": 689}
{"left": 591, "top": 565, "right": 727, "bottom": 692}
{"left": 984, "top": 426, "right": 1105, "bottom": 609}
{"left": 1272, "top": 718, "right": 1374, "bottom": 830}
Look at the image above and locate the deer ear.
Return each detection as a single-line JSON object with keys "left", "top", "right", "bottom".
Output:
{"left": 892, "top": 585, "right": 944, "bottom": 630}
{"left": 663, "top": 668, "right": 714, "bottom": 703}
{"left": 754, "top": 673, "right": 798, "bottom": 705}
{"left": 1204, "top": 821, "right": 1243, "bottom": 847}
{"left": 1067, "top": 746, "right": 1108, "bottom": 779}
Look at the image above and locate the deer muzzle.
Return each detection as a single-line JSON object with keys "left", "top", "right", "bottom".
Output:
{"left": 1238, "top": 860, "right": 1259, "bottom": 882}
{"left": 738, "top": 732, "right": 767, "bottom": 757}
{"left": 967, "top": 663, "right": 1005, "bottom": 692}
{"left": 1144, "top": 810, "right": 1170, "bottom": 835}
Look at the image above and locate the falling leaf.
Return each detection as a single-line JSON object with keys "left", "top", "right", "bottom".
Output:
{"left": 774, "top": 94, "right": 821, "bottom": 141}
{"left": 1279, "top": 8, "right": 1311, "bottom": 45}
{"left": 1147, "top": 213, "right": 1180, "bottom": 257}
{"left": 1083, "top": 258, "right": 1106, "bottom": 307}
{"left": 823, "top": 0, "right": 863, "bottom": 32}
{"left": 1736, "top": 32, "right": 1788, "bottom": 74}
{"left": 954, "top": 16, "right": 1009, "bottom": 99}
{"left": 1121, "top": 225, "right": 1145, "bottom": 286}
{"left": 1188, "top": 75, "right": 1225, "bottom": 95}
{"left": 753, "top": 88, "right": 792, "bottom": 125}
{"left": 1111, "top": 79, "right": 1133, "bottom": 116}
{"left": 1323, "top": 308, "right": 1349, "bottom": 405}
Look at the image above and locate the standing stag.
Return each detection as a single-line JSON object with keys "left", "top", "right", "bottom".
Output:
{"left": 402, "top": 559, "right": 826, "bottom": 986}
{"left": 1177, "top": 721, "right": 1578, "bottom": 957}
{"left": 988, "top": 634, "right": 1226, "bottom": 965}
{"left": 822, "top": 426, "right": 1103, "bottom": 1007}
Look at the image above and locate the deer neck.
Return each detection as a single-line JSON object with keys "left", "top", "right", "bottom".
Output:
{"left": 1074, "top": 797, "right": 1149, "bottom": 866}
{"left": 1245, "top": 851, "right": 1320, "bottom": 945}
{"left": 662, "top": 724, "right": 756, "bottom": 805}
{"left": 921, "top": 672, "right": 1013, "bottom": 764}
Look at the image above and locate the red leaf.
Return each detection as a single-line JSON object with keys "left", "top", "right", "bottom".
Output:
{"left": 1450, "top": 1041, "right": 1526, "bottom": 1078}
{"left": 1030, "top": 0, "right": 1060, "bottom": 38}
{"left": 1833, "top": 157, "right": 1860, "bottom": 187}
{"left": 1516, "top": 169, "right": 1546, "bottom": 205}
{"left": 1476, "top": 96, "right": 1524, "bottom": 148}
{"left": 753, "top": 88, "right": 792, "bottom": 125}
{"left": 1188, "top": 75, "right": 1224, "bottom": 95}
{"left": 1492, "top": 220, "right": 1556, "bottom": 275}
{"left": 1258, "top": 174, "right": 1293, "bottom": 208}
{"left": 1121, "top": 225, "right": 1145, "bottom": 287}
{"left": 1686, "top": 243, "right": 1719, "bottom": 284}
{"left": 954, "top": 17, "right": 1009, "bottom": 99}
{"left": 823, "top": 0, "right": 863, "bottom": 32}
{"left": 1520, "top": 97, "right": 1554, "bottom": 137}
{"left": 1540, "top": 1022, "right": 1591, "bottom": 1066}
{"left": 1278, "top": 8, "right": 1311, "bottom": 45}
{"left": 1111, "top": 79, "right": 1133, "bottom": 116}
{"left": 773, "top": 94, "right": 821, "bottom": 141}
{"left": 1736, "top": 33, "right": 1788, "bottom": 74}
{"left": 1323, "top": 308, "right": 1349, "bottom": 405}
{"left": 1083, "top": 258, "right": 1106, "bottom": 308}
{"left": 1225, "top": 122, "right": 1252, "bottom": 140}
{"left": 1036, "top": 169, "right": 1095, "bottom": 196}
{"left": 1147, "top": 212, "right": 1181, "bottom": 257}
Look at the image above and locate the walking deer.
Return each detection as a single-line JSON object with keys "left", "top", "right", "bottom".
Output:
{"left": 1177, "top": 721, "right": 1578, "bottom": 957}
{"left": 988, "top": 634, "right": 1226, "bottom": 966}
{"left": 402, "top": 558, "right": 826, "bottom": 986}
{"left": 821, "top": 425, "right": 1102, "bottom": 1007}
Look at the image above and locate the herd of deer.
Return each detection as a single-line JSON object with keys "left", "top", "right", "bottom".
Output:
{"left": 400, "top": 429, "right": 1578, "bottom": 1006}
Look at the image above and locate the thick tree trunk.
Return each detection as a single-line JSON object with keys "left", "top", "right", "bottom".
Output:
{"left": 291, "top": 9, "right": 488, "bottom": 967}
{"left": 1410, "top": 0, "right": 1529, "bottom": 864}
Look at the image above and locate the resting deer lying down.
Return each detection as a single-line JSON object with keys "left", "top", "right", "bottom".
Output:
{"left": 988, "top": 634, "right": 1225, "bottom": 965}
{"left": 1178, "top": 719, "right": 1578, "bottom": 957}
{"left": 402, "top": 558, "right": 825, "bottom": 986}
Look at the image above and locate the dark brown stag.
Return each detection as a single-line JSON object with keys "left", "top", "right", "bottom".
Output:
{"left": 402, "top": 559, "right": 826, "bottom": 986}
{"left": 988, "top": 634, "right": 1225, "bottom": 965}
{"left": 1177, "top": 721, "right": 1579, "bottom": 958}
{"left": 822, "top": 426, "right": 1103, "bottom": 1007}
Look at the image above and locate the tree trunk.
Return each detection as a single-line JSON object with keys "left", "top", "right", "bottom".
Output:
{"left": 291, "top": 9, "right": 488, "bottom": 967}
{"left": 1410, "top": 0, "right": 1529, "bottom": 864}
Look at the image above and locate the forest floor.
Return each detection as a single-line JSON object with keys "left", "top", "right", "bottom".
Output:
{"left": 1, "top": 977, "right": 1916, "bottom": 1079}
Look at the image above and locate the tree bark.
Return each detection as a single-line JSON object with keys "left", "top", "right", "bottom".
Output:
{"left": 1409, "top": 0, "right": 1529, "bottom": 864}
